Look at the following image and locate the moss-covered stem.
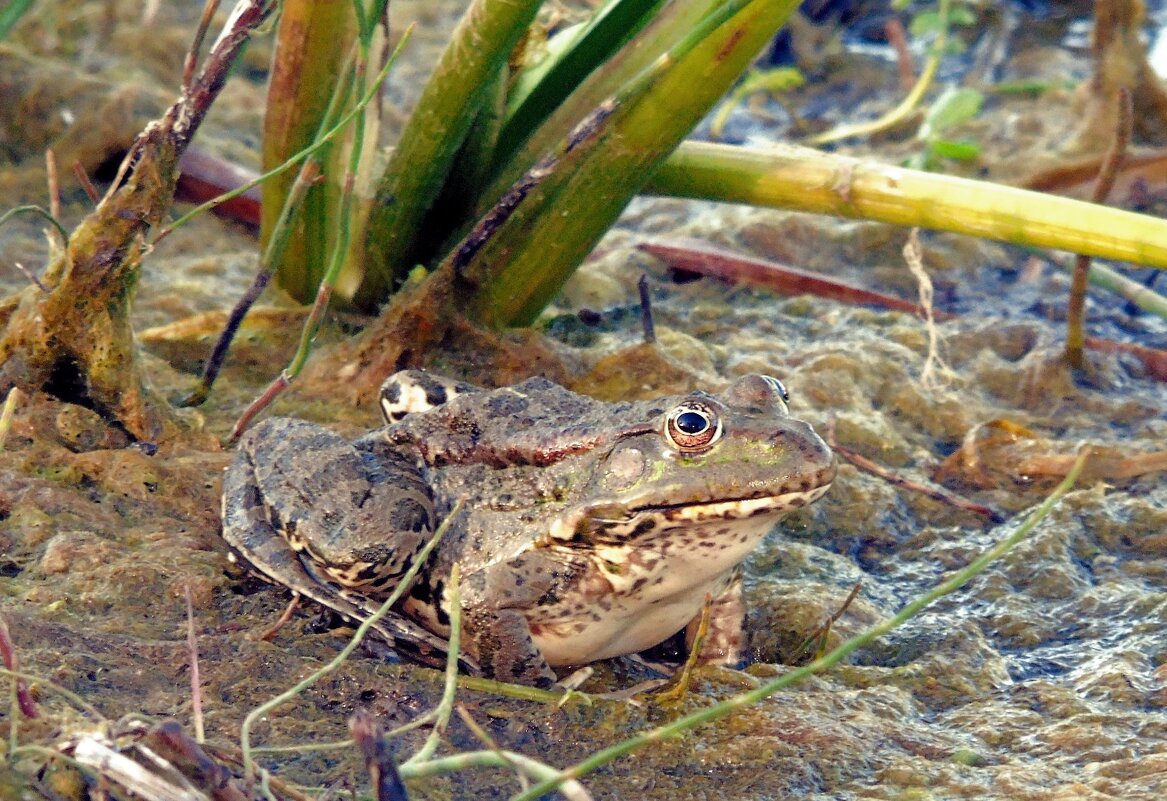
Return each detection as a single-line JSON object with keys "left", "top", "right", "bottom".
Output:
{"left": 511, "top": 453, "right": 1088, "bottom": 801}
{"left": 648, "top": 141, "right": 1167, "bottom": 270}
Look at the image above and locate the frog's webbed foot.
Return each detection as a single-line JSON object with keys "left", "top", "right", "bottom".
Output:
{"left": 685, "top": 572, "right": 747, "bottom": 667}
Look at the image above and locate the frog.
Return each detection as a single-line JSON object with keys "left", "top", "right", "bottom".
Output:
{"left": 220, "top": 370, "right": 836, "bottom": 687}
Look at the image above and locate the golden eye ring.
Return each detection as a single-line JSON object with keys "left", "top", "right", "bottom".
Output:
{"left": 664, "top": 402, "right": 722, "bottom": 452}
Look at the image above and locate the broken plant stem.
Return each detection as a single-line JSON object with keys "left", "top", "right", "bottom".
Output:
{"left": 183, "top": 584, "right": 205, "bottom": 744}
{"left": 351, "top": 710, "right": 409, "bottom": 801}
{"left": 0, "top": 388, "right": 23, "bottom": 451}
{"left": 811, "top": 0, "right": 950, "bottom": 145}
{"left": 183, "top": 0, "right": 222, "bottom": 95}
{"left": 72, "top": 161, "right": 101, "bottom": 204}
{"left": 1066, "top": 86, "right": 1132, "bottom": 368}
{"left": 229, "top": 371, "right": 288, "bottom": 444}
{"left": 239, "top": 503, "right": 458, "bottom": 782}
{"left": 510, "top": 452, "right": 1089, "bottom": 801}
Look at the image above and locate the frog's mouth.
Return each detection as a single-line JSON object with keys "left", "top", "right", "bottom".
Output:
{"left": 549, "top": 483, "right": 832, "bottom": 545}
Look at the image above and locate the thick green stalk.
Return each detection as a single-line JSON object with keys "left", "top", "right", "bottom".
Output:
{"left": 262, "top": 0, "right": 359, "bottom": 302}
{"left": 480, "top": 0, "right": 725, "bottom": 213}
{"left": 460, "top": 0, "right": 802, "bottom": 327}
{"left": 357, "top": 0, "right": 543, "bottom": 307}
{"left": 648, "top": 141, "right": 1167, "bottom": 270}
{"left": 495, "top": 0, "right": 667, "bottom": 167}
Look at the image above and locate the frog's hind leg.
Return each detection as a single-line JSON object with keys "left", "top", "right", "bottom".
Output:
{"left": 244, "top": 418, "right": 435, "bottom": 596}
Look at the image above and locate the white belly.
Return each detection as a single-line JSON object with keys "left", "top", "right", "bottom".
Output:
{"left": 532, "top": 572, "right": 731, "bottom": 666}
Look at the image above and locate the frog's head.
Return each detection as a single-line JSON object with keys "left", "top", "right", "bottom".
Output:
{"left": 545, "top": 374, "right": 835, "bottom": 558}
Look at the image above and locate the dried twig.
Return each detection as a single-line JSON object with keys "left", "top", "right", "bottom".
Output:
{"left": 351, "top": 711, "right": 409, "bottom": 801}
{"left": 1066, "top": 86, "right": 1132, "bottom": 368}
{"left": 637, "top": 274, "right": 656, "bottom": 344}
{"left": 72, "top": 160, "right": 101, "bottom": 204}
{"left": 793, "top": 582, "right": 861, "bottom": 661}
{"left": 183, "top": 0, "right": 222, "bottom": 96}
{"left": 183, "top": 584, "right": 205, "bottom": 744}
{"left": 826, "top": 416, "right": 1004, "bottom": 524}
{"left": 45, "top": 150, "right": 61, "bottom": 241}
{"left": 258, "top": 594, "right": 301, "bottom": 642}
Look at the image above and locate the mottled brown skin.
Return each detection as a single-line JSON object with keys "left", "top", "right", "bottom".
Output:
{"left": 222, "top": 371, "right": 836, "bottom": 687}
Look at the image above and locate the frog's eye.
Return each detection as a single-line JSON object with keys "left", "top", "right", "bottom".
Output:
{"left": 664, "top": 402, "right": 722, "bottom": 452}
{"left": 761, "top": 375, "right": 790, "bottom": 413}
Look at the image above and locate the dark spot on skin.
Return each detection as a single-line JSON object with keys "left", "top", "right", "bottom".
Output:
{"left": 390, "top": 411, "right": 406, "bottom": 422}
{"left": 487, "top": 393, "right": 530, "bottom": 417}
{"left": 357, "top": 563, "right": 385, "bottom": 581}
{"left": 382, "top": 382, "right": 401, "bottom": 406}
{"left": 788, "top": 497, "right": 806, "bottom": 508}
{"left": 436, "top": 605, "right": 450, "bottom": 627}
{"left": 633, "top": 518, "right": 656, "bottom": 536}
{"left": 424, "top": 382, "right": 448, "bottom": 407}
{"left": 630, "top": 577, "right": 648, "bottom": 592}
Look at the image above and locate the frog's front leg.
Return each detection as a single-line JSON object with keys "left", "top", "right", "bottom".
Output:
{"left": 459, "top": 553, "right": 567, "bottom": 687}
{"left": 685, "top": 569, "right": 747, "bottom": 666}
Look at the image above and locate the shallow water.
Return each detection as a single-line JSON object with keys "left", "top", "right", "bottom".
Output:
{"left": 2, "top": 2, "right": 1167, "bottom": 800}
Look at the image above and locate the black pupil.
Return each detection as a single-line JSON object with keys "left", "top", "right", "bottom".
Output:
{"left": 676, "top": 411, "right": 708, "bottom": 435}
